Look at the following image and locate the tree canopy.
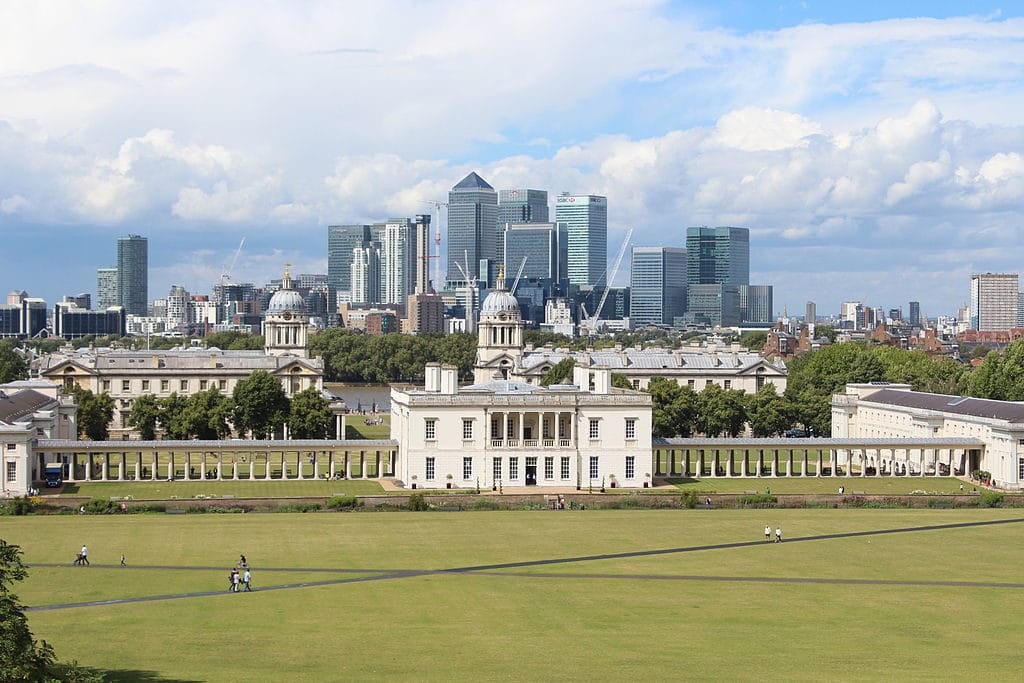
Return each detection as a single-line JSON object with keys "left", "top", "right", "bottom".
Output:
{"left": 0, "top": 339, "right": 28, "bottom": 384}
{"left": 0, "top": 539, "right": 56, "bottom": 680}
{"left": 72, "top": 387, "right": 115, "bottom": 441}
{"left": 232, "top": 371, "right": 289, "bottom": 439}
{"left": 289, "top": 388, "right": 333, "bottom": 439}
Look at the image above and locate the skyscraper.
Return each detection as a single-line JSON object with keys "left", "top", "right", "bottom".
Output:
{"left": 684, "top": 226, "right": 748, "bottom": 327}
{"left": 116, "top": 235, "right": 148, "bottom": 316}
{"left": 350, "top": 246, "right": 380, "bottom": 304}
{"left": 498, "top": 189, "right": 548, "bottom": 268}
{"left": 383, "top": 218, "right": 417, "bottom": 305}
{"left": 555, "top": 193, "right": 607, "bottom": 287}
{"left": 806, "top": 301, "right": 816, "bottom": 324}
{"left": 503, "top": 223, "right": 567, "bottom": 284}
{"left": 685, "top": 226, "right": 749, "bottom": 286}
{"left": 739, "top": 285, "right": 774, "bottom": 323}
{"left": 630, "top": 246, "right": 687, "bottom": 327}
{"left": 909, "top": 301, "right": 921, "bottom": 327}
{"left": 447, "top": 172, "right": 497, "bottom": 288}
{"left": 412, "top": 214, "right": 432, "bottom": 294}
{"left": 970, "top": 273, "right": 1018, "bottom": 331}
{"left": 97, "top": 267, "right": 118, "bottom": 309}
{"left": 328, "top": 224, "right": 373, "bottom": 297}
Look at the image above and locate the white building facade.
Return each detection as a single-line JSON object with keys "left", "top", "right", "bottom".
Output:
{"left": 832, "top": 382, "right": 1024, "bottom": 489}
{"left": 1, "top": 381, "right": 77, "bottom": 496}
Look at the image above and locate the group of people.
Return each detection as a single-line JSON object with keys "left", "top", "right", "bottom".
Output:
{"left": 764, "top": 525, "right": 783, "bottom": 543}
{"left": 73, "top": 544, "right": 89, "bottom": 565}
{"left": 229, "top": 554, "right": 252, "bottom": 592}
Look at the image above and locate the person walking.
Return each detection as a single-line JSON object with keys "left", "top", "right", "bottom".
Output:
{"left": 120, "top": 554, "right": 126, "bottom": 567}
{"left": 775, "top": 527, "right": 782, "bottom": 543}
{"left": 764, "top": 525, "right": 771, "bottom": 542}
{"left": 80, "top": 545, "right": 90, "bottom": 566}
{"left": 243, "top": 569, "right": 252, "bottom": 592}
{"left": 232, "top": 569, "right": 241, "bottom": 592}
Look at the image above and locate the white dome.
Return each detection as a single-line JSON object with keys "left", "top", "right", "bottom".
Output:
{"left": 480, "top": 290, "right": 520, "bottom": 317}
{"left": 267, "top": 288, "right": 306, "bottom": 314}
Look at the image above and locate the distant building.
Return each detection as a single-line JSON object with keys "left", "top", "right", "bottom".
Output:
{"left": 52, "top": 303, "right": 126, "bottom": 339}
{"left": 0, "top": 380, "right": 77, "bottom": 496}
{"left": 908, "top": 301, "right": 921, "bottom": 327}
{"left": 806, "top": 301, "right": 816, "bottom": 324}
{"left": 116, "top": 235, "right": 148, "bottom": 316}
{"left": 97, "top": 267, "right": 118, "bottom": 310}
{"left": 970, "top": 273, "right": 1018, "bottom": 331}
{"left": 63, "top": 293, "right": 91, "bottom": 310}
{"left": 447, "top": 172, "right": 498, "bottom": 289}
{"left": 739, "top": 285, "right": 773, "bottom": 323}
{"left": 630, "top": 246, "right": 686, "bottom": 327}
{"left": 350, "top": 245, "right": 381, "bottom": 304}
{"left": 555, "top": 193, "right": 607, "bottom": 288}
{"left": 0, "top": 293, "right": 47, "bottom": 339}
{"left": 405, "top": 293, "right": 445, "bottom": 335}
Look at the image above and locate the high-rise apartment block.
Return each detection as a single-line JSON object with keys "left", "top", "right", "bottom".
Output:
{"left": 116, "top": 235, "right": 148, "bottom": 316}
{"left": 908, "top": 301, "right": 920, "bottom": 327}
{"left": 447, "top": 172, "right": 498, "bottom": 288}
{"left": 328, "top": 224, "right": 374, "bottom": 298}
{"left": 630, "top": 246, "right": 687, "bottom": 327}
{"left": 97, "top": 267, "right": 118, "bottom": 310}
{"left": 739, "top": 285, "right": 773, "bottom": 323}
{"left": 350, "top": 245, "right": 381, "bottom": 304}
{"left": 971, "top": 273, "right": 1018, "bottom": 331}
{"left": 805, "top": 301, "right": 816, "bottom": 323}
{"left": 684, "top": 226, "right": 749, "bottom": 327}
{"left": 555, "top": 193, "right": 607, "bottom": 287}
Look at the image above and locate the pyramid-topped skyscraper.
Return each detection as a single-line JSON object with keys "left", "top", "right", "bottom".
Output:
{"left": 447, "top": 171, "right": 498, "bottom": 289}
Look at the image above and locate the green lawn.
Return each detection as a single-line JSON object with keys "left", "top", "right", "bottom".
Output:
{"left": 3, "top": 509, "right": 1024, "bottom": 681}
{"left": 53, "top": 479, "right": 387, "bottom": 500}
{"left": 663, "top": 476, "right": 980, "bottom": 495}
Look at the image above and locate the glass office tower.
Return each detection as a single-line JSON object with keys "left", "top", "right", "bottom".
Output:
{"left": 554, "top": 193, "right": 607, "bottom": 287}
{"left": 630, "top": 246, "right": 687, "bottom": 327}
{"left": 116, "top": 235, "right": 148, "bottom": 316}
{"left": 447, "top": 172, "right": 498, "bottom": 288}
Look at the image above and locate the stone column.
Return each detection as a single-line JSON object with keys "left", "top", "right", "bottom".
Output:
{"left": 375, "top": 450, "right": 381, "bottom": 478}
{"left": 135, "top": 453, "right": 142, "bottom": 481}
{"left": 345, "top": 451, "right": 352, "bottom": 479}
{"left": 329, "top": 451, "right": 336, "bottom": 479}
{"left": 361, "top": 451, "right": 367, "bottom": 478}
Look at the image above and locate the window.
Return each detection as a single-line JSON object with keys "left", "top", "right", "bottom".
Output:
{"left": 493, "top": 457, "right": 501, "bottom": 481}
{"left": 705, "top": 380, "right": 713, "bottom": 387}
{"left": 425, "top": 419, "right": 437, "bottom": 441}
{"left": 687, "top": 379, "right": 695, "bottom": 389}
{"left": 179, "top": 379, "right": 188, "bottom": 391}
{"left": 6, "top": 443, "right": 15, "bottom": 451}
{"left": 1019, "top": 458, "right": 1024, "bottom": 480}
{"left": 5, "top": 462, "right": 15, "bottom": 482}
{"left": 463, "top": 457, "right": 473, "bottom": 480}
{"left": 160, "top": 379, "right": 169, "bottom": 392}
{"left": 632, "top": 379, "right": 640, "bottom": 389}
{"left": 724, "top": 380, "right": 732, "bottom": 390}
{"left": 589, "top": 419, "right": 600, "bottom": 440}
{"left": 463, "top": 419, "right": 473, "bottom": 440}
{"left": 626, "top": 455, "right": 635, "bottom": 479}
{"left": 507, "top": 420, "right": 515, "bottom": 439}
{"left": 121, "top": 379, "right": 130, "bottom": 391}
{"left": 625, "top": 418, "right": 636, "bottom": 440}
{"left": 509, "top": 458, "right": 519, "bottom": 479}
{"left": 425, "top": 457, "right": 435, "bottom": 480}
{"left": 544, "top": 456, "right": 554, "bottom": 480}
{"left": 102, "top": 380, "right": 110, "bottom": 392}
{"left": 200, "top": 380, "right": 208, "bottom": 390}
{"left": 561, "top": 457, "right": 570, "bottom": 480}
{"left": 219, "top": 380, "right": 227, "bottom": 391}
{"left": 589, "top": 456, "right": 599, "bottom": 480}
{"left": 141, "top": 380, "right": 150, "bottom": 392}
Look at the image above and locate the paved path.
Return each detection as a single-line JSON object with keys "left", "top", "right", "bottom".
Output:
{"left": 25, "top": 516, "right": 1024, "bottom": 612}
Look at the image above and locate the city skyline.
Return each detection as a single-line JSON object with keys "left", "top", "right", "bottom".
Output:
{"left": 1, "top": 2, "right": 1023, "bottom": 314}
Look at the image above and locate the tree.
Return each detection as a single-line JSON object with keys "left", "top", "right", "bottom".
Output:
{"left": 0, "top": 539, "right": 56, "bottom": 680}
{"left": 648, "top": 378, "right": 698, "bottom": 438}
{"left": 746, "top": 384, "right": 791, "bottom": 437}
{"left": 739, "top": 331, "right": 767, "bottom": 351}
{"left": 232, "top": 371, "right": 289, "bottom": 439}
{"left": 127, "top": 393, "right": 162, "bottom": 440}
{"left": 159, "top": 393, "right": 190, "bottom": 440}
{"left": 204, "top": 330, "right": 265, "bottom": 350}
{"left": 540, "top": 358, "right": 575, "bottom": 386}
{"left": 71, "top": 387, "right": 114, "bottom": 441}
{"left": 289, "top": 387, "right": 333, "bottom": 439}
{"left": 180, "top": 389, "right": 233, "bottom": 439}
{"left": 696, "top": 384, "right": 747, "bottom": 437}
{"left": 0, "top": 339, "right": 28, "bottom": 384}
{"left": 611, "top": 373, "right": 633, "bottom": 390}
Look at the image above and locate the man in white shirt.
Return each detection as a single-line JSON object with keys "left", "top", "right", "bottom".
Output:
{"left": 79, "top": 545, "right": 89, "bottom": 565}
{"left": 764, "top": 525, "right": 771, "bottom": 542}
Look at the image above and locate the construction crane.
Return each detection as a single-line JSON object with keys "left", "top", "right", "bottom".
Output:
{"left": 220, "top": 237, "right": 246, "bottom": 285}
{"left": 585, "top": 227, "right": 633, "bottom": 335}
{"left": 421, "top": 200, "right": 448, "bottom": 292}
{"left": 455, "top": 252, "right": 479, "bottom": 333}
{"left": 510, "top": 256, "right": 528, "bottom": 294}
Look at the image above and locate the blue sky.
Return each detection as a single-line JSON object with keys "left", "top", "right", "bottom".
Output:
{"left": 1, "top": 1, "right": 1023, "bottom": 318}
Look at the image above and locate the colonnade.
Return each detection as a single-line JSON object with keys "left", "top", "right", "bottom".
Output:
{"left": 488, "top": 410, "right": 576, "bottom": 448}
{"left": 653, "top": 443, "right": 978, "bottom": 478}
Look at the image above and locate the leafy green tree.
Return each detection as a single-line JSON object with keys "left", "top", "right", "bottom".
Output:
{"left": 739, "top": 331, "right": 767, "bottom": 351}
{"left": 745, "top": 384, "right": 791, "bottom": 437}
{"left": 158, "top": 393, "right": 190, "bottom": 440}
{"left": 648, "top": 378, "right": 698, "bottom": 438}
{"left": 127, "top": 394, "right": 162, "bottom": 440}
{"left": 289, "top": 387, "right": 333, "bottom": 439}
{"left": 204, "top": 331, "right": 264, "bottom": 350}
{"left": 233, "top": 371, "right": 289, "bottom": 439}
{"left": 0, "top": 539, "right": 56, "bottom": 680}
{"left": 0, "top": 339, "right": 28, "bottom": 384}
{"left": 180, "top": 389, "right": 233, "bottom": 439}
{"left": 540, "top": 358, "right": 575, "bottom": 386}
{"left": 696, "top": 384, "right": 747, "bottom": 437}
{"left": 814, "top": 324, "right": 837, "bottom": 343}
{"left": 611, "top": 373, "right": 633, "bottom": 390}
{"left": 71, "top": 387, "right": 114, "bottom": 441}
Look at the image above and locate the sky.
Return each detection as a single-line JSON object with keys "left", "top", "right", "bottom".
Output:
{"left": 1, "top": 1, "right": 1023, "bottom": 319}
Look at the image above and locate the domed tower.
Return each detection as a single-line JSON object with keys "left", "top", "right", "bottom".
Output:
{"left": 473, "top": 268, "right": 524, "bottom": 383}
{"left": 263, "top": 267, "right": 309, "bottom": 357}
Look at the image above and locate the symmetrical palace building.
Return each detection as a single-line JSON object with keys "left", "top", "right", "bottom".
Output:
{"left": 391, "top": 284, "right": 654, "bottom": 490}
{"left": 34, "top": 270, "right": 330, "bottom": 439}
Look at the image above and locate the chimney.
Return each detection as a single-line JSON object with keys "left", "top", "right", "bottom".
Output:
{"left": 424, "top": 363, "right": 441, "bottom": 392}
{"left": 152, "top": 355, "right": 160, "bottom": 368}
{"left": 592, "top": 367, "right": 611, "bottom": 395}
{"left": 572, "top": 366, "right": 590, "bottom": 392}
{"left": 440, "top": 365, "right": 458, "bottom": 395}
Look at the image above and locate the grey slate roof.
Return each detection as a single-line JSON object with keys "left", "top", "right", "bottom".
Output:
{"left": 519, "top": 348, "right": 785, "bottom": 373}
{"left": 36, "top": 347, "right": 322, "bottom": 373}
{"left": 863, "top": 388, "right": 1024, "bottom": 423}
{"left": 452, "top": 171, "right": 494, "bottom": 191}
{"left": 0, "top": 389, "right": 54, "bottom": 424}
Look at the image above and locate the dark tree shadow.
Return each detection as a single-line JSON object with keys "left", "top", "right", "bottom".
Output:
{"left": 55, "top": 663, "right": 202, "bottom": 682}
